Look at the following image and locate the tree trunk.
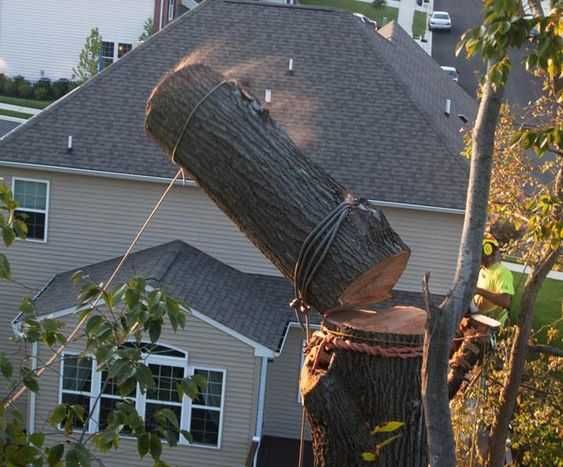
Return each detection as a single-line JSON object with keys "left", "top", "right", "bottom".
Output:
{"left": 145, "top": 63, "right": 427, "bottom": 466}
{"left": 421, "top": 67, "right": 504, "bottom": 467}
{"left": 302, "top": 307, "right": 427, "bottom": 467}
{"left": 146, "top": 63, "right": 409, "bottom": 312}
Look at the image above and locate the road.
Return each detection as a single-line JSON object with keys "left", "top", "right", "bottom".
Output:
{"left": 431, "top": 0, "right": 542, "bottom": 110}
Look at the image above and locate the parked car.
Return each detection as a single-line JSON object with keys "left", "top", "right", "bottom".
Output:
{"left": 440, "top": 66, "right": 459, "bottom": 82}
{"left": 429, "top": 11, "right": 452, "bottom": 31}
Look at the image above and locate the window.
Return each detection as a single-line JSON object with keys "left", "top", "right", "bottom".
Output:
{"left": 190, "top": 368, "right": 224, "bottom": 447}
{"left": 58, "top": 345, "right": 225, "bottom": 448}
{"left": 168, "top": 0, "right": 175, "bottom": 21}
{"left": 100, "top": 41, "right": 115, "bottom": 69}
{"left": 12, "top": 178, "right": 49, "bottom": 241}
{"left": 60, "top": 355, "right": 94, "bottom": 429}
{"left": 117, "top": 42, "right": 132, "bottom": 58}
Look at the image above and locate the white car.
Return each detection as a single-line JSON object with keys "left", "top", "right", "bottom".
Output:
{"left": 429, "top": 11, "right": 452, "bottom": 31}
{"left": 441, "top": 66, "right": 459, "bottom": 82}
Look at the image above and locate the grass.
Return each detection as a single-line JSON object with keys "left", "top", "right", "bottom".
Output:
{"left": 299, "top": 0, "right": 399, "bottom": 26}
{"left": 0, "top": 108, "right": 33, "bottom": 119}
{"left": 510, "top": 272, "right": 562, "bottom": 347}
{"left": 0, "top": 95, "right": 52, "bottom": 109}
{"left": 412, "top": 11, "right": 427, "bottom": 39}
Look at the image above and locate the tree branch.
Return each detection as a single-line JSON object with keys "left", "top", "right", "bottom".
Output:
{"left": 528, "top": 344, "right": 563, "bottom": 358}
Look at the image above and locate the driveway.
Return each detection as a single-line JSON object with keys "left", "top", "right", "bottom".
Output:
{"left": 431, "top": 0, "right": 542, "bottom": 110}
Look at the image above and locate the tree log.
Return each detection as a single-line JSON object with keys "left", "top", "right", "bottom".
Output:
{"left": 145, "top": 62, "right": 427, "bottom": 466}
{"left": 301, "top": 307, "right": 427, "bottom": 467}
{"left": 145, "top": 63, "right": 409, "bottom": 312}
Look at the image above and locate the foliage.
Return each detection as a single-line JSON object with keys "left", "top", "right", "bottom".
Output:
{"left": 0, "top": 180, "right": 201, "bottom": 466}
{"left": 139, "top": 18, "right": 156, "bottom": 41}
{"left": 371, "top": 0, "right": 386, "bottom": 9}
{"left": 73, "top": 27, "right": 103, "bottom": 83}
{"left": 361, "top": 421, "right": 404, "bottom": 462}
{"left": 451, "top": 326, "right": 563, "bottom": 466}
{"left": 33, "top": 79, "right": 52, "bottom": 101}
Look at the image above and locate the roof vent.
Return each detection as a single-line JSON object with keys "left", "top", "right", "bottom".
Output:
{"left": 458, "top": 114, "right": 468, "bottom": 124}
{"left": 445, "top": 99, "right": 451, "bottom": 117}
{"left": 67, "top": 135, "right": 73, "bottom": 153}
{"left": 265, "top": 89, "right": 272, "bottom": 104}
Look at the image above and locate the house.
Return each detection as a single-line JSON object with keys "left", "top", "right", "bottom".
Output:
{"left": 0, "top": 0, "right": 475, "bottom": 465}
{"left": 0, "top": 0, "right": 189, "bottom": 81}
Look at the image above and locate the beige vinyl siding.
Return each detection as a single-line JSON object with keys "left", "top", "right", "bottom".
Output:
{"left": 263, "top": 326, "right": 311, "bottom": 440}
{"left": 33, "top": 311, "right": 260, "bottom": 467}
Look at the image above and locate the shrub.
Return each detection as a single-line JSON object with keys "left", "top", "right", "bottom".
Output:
{"left": 2, "top": 77, "right": 16, "bottom": 96}
{"left": 0, "top": 74, "right": 6, "bottom": 94}
{"left": 372, "top": 0, "right": 386, "bottom": 8}
{"left": 33, "top": 78, "right": 52, "bottom": 100}
{"left": 51, "top": 78, "right": 70, "bottom": 99}
{"left": 15, "top": 78, "right": 32, "bottom": 98}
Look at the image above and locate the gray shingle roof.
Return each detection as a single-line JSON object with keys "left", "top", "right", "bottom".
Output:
{"left": 31, "top": 240, "right": 437, "bottom": 352}
{"left": 0, "top": 0, "right": 474, "bottom": 209}
{"left": 0, "top": 119, "right": 19, "bottom": 137}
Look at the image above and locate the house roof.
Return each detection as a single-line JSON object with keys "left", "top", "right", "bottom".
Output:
{"left": 0, "top": 119, "right": 19, "bottom": 137}
{"left": 0, "top": 0, "right": 474, "bottom": 210}
{"left": 30, "top": 240, "right": 436, "bottom": 352}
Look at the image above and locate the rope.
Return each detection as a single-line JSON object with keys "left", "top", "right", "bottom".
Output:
{"left": 322, "top": 333, "right": 423, "bottom": 358}
{"left": 5, "top": 79, "right": 229, "bottom": 409}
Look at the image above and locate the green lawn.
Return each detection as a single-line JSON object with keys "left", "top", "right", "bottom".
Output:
{"left": 0, "top": 95, "right": 52, "bottom": 109}
{"left": 412, "top": 11, "right": 427, "bottom": 39}
{"left": 299, "top": 0, "right": 399, "bottom": 26}
{"left": 510, "top": 272, "right": 562, "bottom": 346}
{"left": 0, "top": 108, "right": 33, "bottom": 119}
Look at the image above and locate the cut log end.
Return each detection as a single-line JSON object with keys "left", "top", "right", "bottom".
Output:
{"left": 325, "top": 306, "right": 427, "bottom": 336}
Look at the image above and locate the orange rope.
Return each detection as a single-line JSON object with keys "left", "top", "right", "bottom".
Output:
{"left": 322, "top": 333, "right": 423, "bottom": 358}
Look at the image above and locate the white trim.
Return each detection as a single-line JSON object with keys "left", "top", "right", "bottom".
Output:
{"left": 188, "top": 366, "right": 226, "bottom": 450}
{"left": 168, "top": 0, "right": 175, "bottom": 21}
{"left": 190, "top": 309, "right": 275, "bottom": 358}
{"left": 255, "top": 357, "right": 268, "bottom": 439}
{"left": 503, "top": 261, "right": 563, "bottom": 281}
{"left": 0, "top": 160, "right": 197, "bottom": 186}
{"left": 277, "top": 321, "right": 321, "bottom": 356}
{"left": 11, "top": 176, "right": 50, "bottom": 243}
{"left": 27, "top": 342, "right": 38, "bottom": 434}
{"left": 368, "top": 199, "right": 465, "bottom": 215}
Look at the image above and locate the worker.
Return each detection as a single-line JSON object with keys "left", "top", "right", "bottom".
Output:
{"left": 470, "top": 236, "right": 515, "bottom": 326}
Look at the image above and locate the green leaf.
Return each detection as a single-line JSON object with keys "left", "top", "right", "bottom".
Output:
{"left": 2, "top": 225, "right": 16, "bottom": 246}
{"left": 361, "top": 451, "right": 377, "bottom": 462}
{"left": 156, "top": 407, "right": 179, "bottom": 430}
{"left": 148, "top": 320, "right": 162, "bottom": 343}
{"left": 376, "top": 433, "right": 402, "bottom": 449}
{"left": 0, "top": 253, "right": 11, "bottom": 280}
{"left": 149, "top": 433, "right": 162, "bottom": 460}
{"left": 47, "top": 444, "right": 64, "bottom": 466}
{"left": 135, "top": 365, "right": 155, "bottom": 391}
{"left": 137, "top": 432, "right": 150, "bottom": 458}
{"left": 371, "top": 421, "right": 404, "bottom": 434}
{"left": 48, "top": 404, "right": 67, "bottom": 426}
{"left": 85, "top": 315, "right": 104, "bottom": 335}
{"left": 0, "top": 352, "right": 13, "bottom": 378}
{"left": 29, "top": 432, "right": 45, "bottom": 448}
{"left": 22, "top": 368, "right": 39, "bottom": 392}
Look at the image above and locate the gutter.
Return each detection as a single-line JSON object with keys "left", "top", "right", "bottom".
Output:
{"left": 27, "top": 342, "right": 38, "bottom": 434}
{"left": 252, "top": 356, "right": 269, "bottom": 467}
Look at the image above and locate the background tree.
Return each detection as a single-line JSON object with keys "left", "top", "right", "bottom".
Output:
{"left": 72, "top": 28, "right": 102, "bottom": 83}
{"left": 139, "top": 18, "right": 156, "bottom": 41}
{"left": 421, "top": 1, "right": 562, "bottom": 465}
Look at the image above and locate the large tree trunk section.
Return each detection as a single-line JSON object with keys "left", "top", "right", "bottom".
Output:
{"left": 145, "top": 62, "right": 427, "bottom": 466}
{"left": 145, "top": 63, "right": 409, "bottom": 312}
{"left": 302, "top": 307, "right": 427, "bottom": 467}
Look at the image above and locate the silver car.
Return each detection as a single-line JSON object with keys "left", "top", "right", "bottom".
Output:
{"left": 429, "top": 11, "right": 452, "bottom": 31}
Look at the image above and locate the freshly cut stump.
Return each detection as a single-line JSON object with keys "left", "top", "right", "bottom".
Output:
{"left": 145, "top": 62, "right": 409, "bottom": 312}
{"left": 302, "top": 306, "right": 427, "bottom": 467}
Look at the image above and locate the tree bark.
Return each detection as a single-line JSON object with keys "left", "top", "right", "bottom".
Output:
{"left": 146, "top": 63, "right": 427, "bottom": 466}
{"left": 145, "top": 63, "right": 409, "bottom": 312}
{"left": 487, "top": 253, "right": 561, "bottom": 467}
{"left": 302, "top": 307, "right": 427, "bottom": 467}
{"left": 421, "top": 68, "right": 504, "bottom": 467}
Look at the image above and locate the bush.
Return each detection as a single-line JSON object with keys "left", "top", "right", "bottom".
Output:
{"left": 15, "top": 78, "right": 33, "bottom": 98}
{"left": 51, "top": 78, "right": 70, "bottom": 99}
{"left": 3, "top": 77, "right": 16, "bottom": 96}
{"left": 0, "top": 74, "right": 6, "bottom": 94}
{"left": 372, "top": 0, "right": 386, "bottom": 8}
{"left": 33, "top": 78, "right": 52, "bottom": 100}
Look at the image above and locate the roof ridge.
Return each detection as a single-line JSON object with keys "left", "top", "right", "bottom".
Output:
{"left": 357, "top": 21, "right": 468, "bottom": 166}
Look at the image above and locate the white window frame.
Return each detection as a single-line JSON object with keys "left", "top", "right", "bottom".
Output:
{"left": 58, "top": 344, "right": 229, "bottom": 448}
{"left": 168, "top": 0, "right": 175, "bottom": 21}
{"left": 187, "top": 366, "right": 226, "bottom": 450}
{"left": 11, "top": 177, "right": 50, "bottom": 243}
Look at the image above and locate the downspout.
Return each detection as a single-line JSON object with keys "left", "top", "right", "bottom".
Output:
{"left": 27, "top": 342, "right": 38, "bottom": 434}
{"left": 159, "top": 0, "right": 165, "bottom": 30}
{"left": 253, "top": 356, "right": 269, "bottom": 467}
